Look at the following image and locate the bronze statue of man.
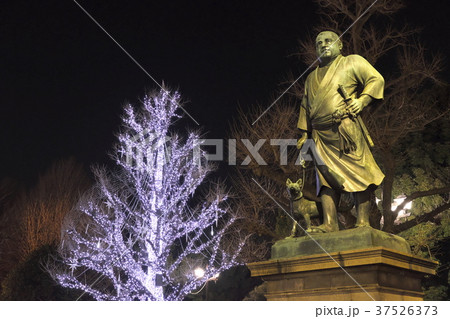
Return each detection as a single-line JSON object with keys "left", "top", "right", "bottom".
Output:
{"left": 297, "top": 31, "right": 385, "bottom": 233}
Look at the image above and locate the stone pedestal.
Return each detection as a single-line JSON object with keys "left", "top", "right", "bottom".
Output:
{"left": 247, "top": 228, "right": 438, "bottom": 301}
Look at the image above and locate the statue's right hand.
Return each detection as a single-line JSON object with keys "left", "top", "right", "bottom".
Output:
{"left": 297, "top": 133, "right": 307, "bottom": 149}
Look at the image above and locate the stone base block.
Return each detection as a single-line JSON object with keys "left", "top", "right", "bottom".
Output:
{"left": 271, "top": 227, "right": 411, "bottom": 259}
{"left": 247, "top": 247, "right": 438, "bottom": 301}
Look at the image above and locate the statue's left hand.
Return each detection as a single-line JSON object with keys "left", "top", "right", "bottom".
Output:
{"left": 346, "top": 98, "right": 364, "bottom": 115}
{"left": 346, "top": 95, "right": 372, "bottom": 116}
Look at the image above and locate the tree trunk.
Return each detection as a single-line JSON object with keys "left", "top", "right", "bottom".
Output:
{"left": 381, "top": 152, "right": 396, "bottom": 233}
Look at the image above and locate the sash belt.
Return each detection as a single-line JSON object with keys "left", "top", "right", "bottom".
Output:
{"left": 311, "top": 110, "right": 357, "bottom": 155}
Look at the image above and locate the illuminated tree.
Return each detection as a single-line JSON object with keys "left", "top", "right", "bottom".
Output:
{"left": 49, "top": 89, "right": 245, "bottom": 301}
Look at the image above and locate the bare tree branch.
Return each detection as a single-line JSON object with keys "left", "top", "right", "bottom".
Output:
{"left": 393, "top": 186, "right": 450, "bottom": 216}
{"left": 392, "top": 202, "right": 450, "bottom": 234}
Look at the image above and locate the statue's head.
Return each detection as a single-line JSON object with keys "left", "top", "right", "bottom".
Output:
{"left": 315, "top": 31, "right": 342, "bottom": 63}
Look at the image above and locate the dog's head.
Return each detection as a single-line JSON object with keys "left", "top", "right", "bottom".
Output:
{"left": 286, "top": 178, "right": 303, "bottom": 199}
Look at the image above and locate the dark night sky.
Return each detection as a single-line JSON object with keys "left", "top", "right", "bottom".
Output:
{"left": 1, "top": 0, "right": 449, "bottom": 184}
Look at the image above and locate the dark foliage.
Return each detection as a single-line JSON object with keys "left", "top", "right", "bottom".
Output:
{"left": 0, "top": 245, "right": 91, "bottom": 301}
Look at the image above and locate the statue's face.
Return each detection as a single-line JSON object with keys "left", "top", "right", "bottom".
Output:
{"left": 315, "top": 31, "right": 342, "bottom": 61}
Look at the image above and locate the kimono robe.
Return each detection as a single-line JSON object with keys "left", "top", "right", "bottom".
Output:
{"left": 298, "top": 54, "right": 385, "bottom": 194}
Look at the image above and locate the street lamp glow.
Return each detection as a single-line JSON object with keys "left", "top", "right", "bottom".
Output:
{"left": 392, "top": 195, "right": 412, "bottom": 211}
{"left": 404, "top": 200, "right": 412, "bottom": 210}
{"left": 194, "top": 267, "right": 205, "bottom": 279}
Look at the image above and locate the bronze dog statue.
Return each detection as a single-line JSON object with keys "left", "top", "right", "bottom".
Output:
{"left": 286, "top": 178, "right": 321, "bottom": 236}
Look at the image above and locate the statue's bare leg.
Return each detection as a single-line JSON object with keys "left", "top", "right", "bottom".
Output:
{"left": 310, "top": 187, "right": 339, "bottom": 233}
{"left": 355, "top": 189, "right": 371, "bottom": 227}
